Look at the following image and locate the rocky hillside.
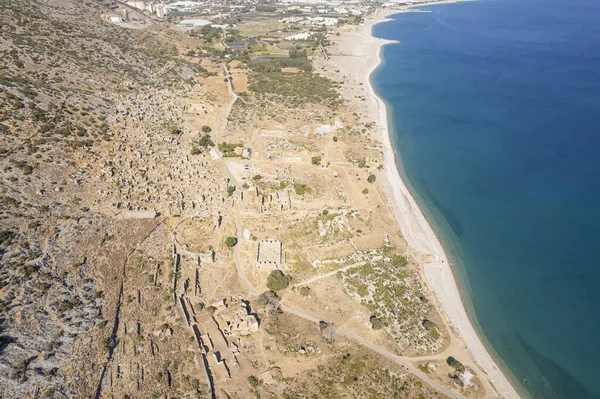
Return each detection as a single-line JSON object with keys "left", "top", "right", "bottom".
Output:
{"left": 0, "top": 1, "right": 208, "bottom": 397}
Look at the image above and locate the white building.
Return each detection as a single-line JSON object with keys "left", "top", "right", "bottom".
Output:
{"left": 177, "top": 19, "right": 212, "bottom": 28}
{"left": 280, "top": 16, "right": 304, "bottom": 23}
{"left": 284, "top": 32, "right": 312, "bottom": 41}
{"left": 110, "top": 14, "right": 124, "bottom": 23}
{"left": 256, "top": 239, "right": 283, "bottom": 268}
{"left": 126, "top": 0, "right": 146, "bottom": 11}
{"left": 165, "top": 0, "right": 205, "bottom": 12}
{"left": 280, "top": 16, "right": 338, "bottom": 26}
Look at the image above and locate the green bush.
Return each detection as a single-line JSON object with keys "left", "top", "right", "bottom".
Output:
{"left": 0, "top": 230, "right": 13, "bottom": 245}
{"left": 289, "top": 47, "right": 307, "bottom": 59}
{"left": 169, "top": 124, "right": 180, "bottom": 135}
{"left": 219, "top": 141, "right": 243, "bottom": 157}
{"left": 311, "top": 155, "right": 322, "bottom": 165}
{"left": 248, "top": 375, "right": 259, "bottom": 388}
{"left": 201, "top": 125, "right": 212, "bottom": 133}
{"left": 423, "top": 319, "right": 440, "bottom": 339}
{"left": 370, "top": 315, "right": 387, "bottom": 330}
{"left": 367, "top": 174, "right": 376, "bottom": 183}
{"left": 294, "top": 183, "right": 310, "bottom": 195}
{"left": 391, "top": 254, "right": 408, "bottom": 267}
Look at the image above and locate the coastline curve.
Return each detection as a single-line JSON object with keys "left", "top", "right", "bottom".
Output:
{"left": 357, "top": 8, "right": 521, "bottom": 399}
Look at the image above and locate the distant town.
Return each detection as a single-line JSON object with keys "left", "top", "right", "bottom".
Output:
{"left": 109, "top": 0, "right": 435, "bottom": 33}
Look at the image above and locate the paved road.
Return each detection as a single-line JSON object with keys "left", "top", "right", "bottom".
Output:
{"left": 212, "top": 65, "right": 238, "bottom": 144}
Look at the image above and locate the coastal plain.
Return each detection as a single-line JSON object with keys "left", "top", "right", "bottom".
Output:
{"left": 0, "top": 1, "right": 517, "bottom": 398}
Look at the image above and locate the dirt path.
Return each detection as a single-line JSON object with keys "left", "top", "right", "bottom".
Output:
{"left": 291, "top": 261, "right": 366, "bottom": 287}
{"left": 210, "top": 72, "right": 482, "bottom": 399}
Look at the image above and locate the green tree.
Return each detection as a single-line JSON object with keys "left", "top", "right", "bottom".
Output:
{"left": 367, "top": 174, "right": 376, "bottom": 183}
{"left": 227, "top": 186, "right": 235, "bottom": 196}
{"left": 198, "top": 134, "right": 214, "bottom": 147}
{"left": 266, "top": 270, "right": 291, "bottom": 291}
{"left": 225, "top": 237, "right": 238, "bottom": 247}
{"left": 311, "top": 155, "right": 322, "bottom": 165}
{"left": 201, "top": 125, "right": 212, "bottom": 133}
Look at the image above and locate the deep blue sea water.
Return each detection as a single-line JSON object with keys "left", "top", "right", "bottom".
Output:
{"left": 371, "top": 0, "right": 600, "bottom": 398}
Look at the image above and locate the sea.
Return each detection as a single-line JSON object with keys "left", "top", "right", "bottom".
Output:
{"left": 370, "top": 0, "right": 600, "bottom": 398}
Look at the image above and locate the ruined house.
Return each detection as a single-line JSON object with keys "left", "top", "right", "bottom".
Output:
{"left": 256, "top": 239, "right": 283, "bottom": 268}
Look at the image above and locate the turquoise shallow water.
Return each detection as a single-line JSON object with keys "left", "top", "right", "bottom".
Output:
{"left": 371, "top": 0, "right": 600, "bottom": 398}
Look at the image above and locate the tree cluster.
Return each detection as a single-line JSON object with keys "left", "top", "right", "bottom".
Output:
{"left": 249, "top": 56, "right": 312, "bottom": 73}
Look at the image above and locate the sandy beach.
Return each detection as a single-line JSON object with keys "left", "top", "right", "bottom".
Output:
{"left": 327, "top": 7, "right": 521, "bottom": 399}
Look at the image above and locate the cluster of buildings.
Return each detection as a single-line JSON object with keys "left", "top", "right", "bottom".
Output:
{"left": 286, "top": 4, "right": 366, "bottom": 16}
{"left": 280, "top": 16, "right": 339, "bottom": 26}
{"left": 109, "top": 0, "right": 369, "bottom": 27}
{"left": 213, "top": 298, "right": 260, "bottom": 337}
{"left": 123, "top": 1, "right": 169, "bottom": 18}
{"left": 382, "top": 0, "right": 442, "bottom": 6}
{"left": 284, "top": 31, "right": 313, "bottom": 41}
{"left": 330, "top": 6, "right": 366, "bottom": 15}
{"left": 121, "top": 1, "right": 232, "bottom": 17}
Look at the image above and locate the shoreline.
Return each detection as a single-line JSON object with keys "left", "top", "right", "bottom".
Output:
{"left": 333, "top": 6, "right": 521, "bottom": 399}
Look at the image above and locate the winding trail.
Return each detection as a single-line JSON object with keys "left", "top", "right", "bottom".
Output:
{"left": 291, "top": 261, "right": 366, "bottom": 287}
